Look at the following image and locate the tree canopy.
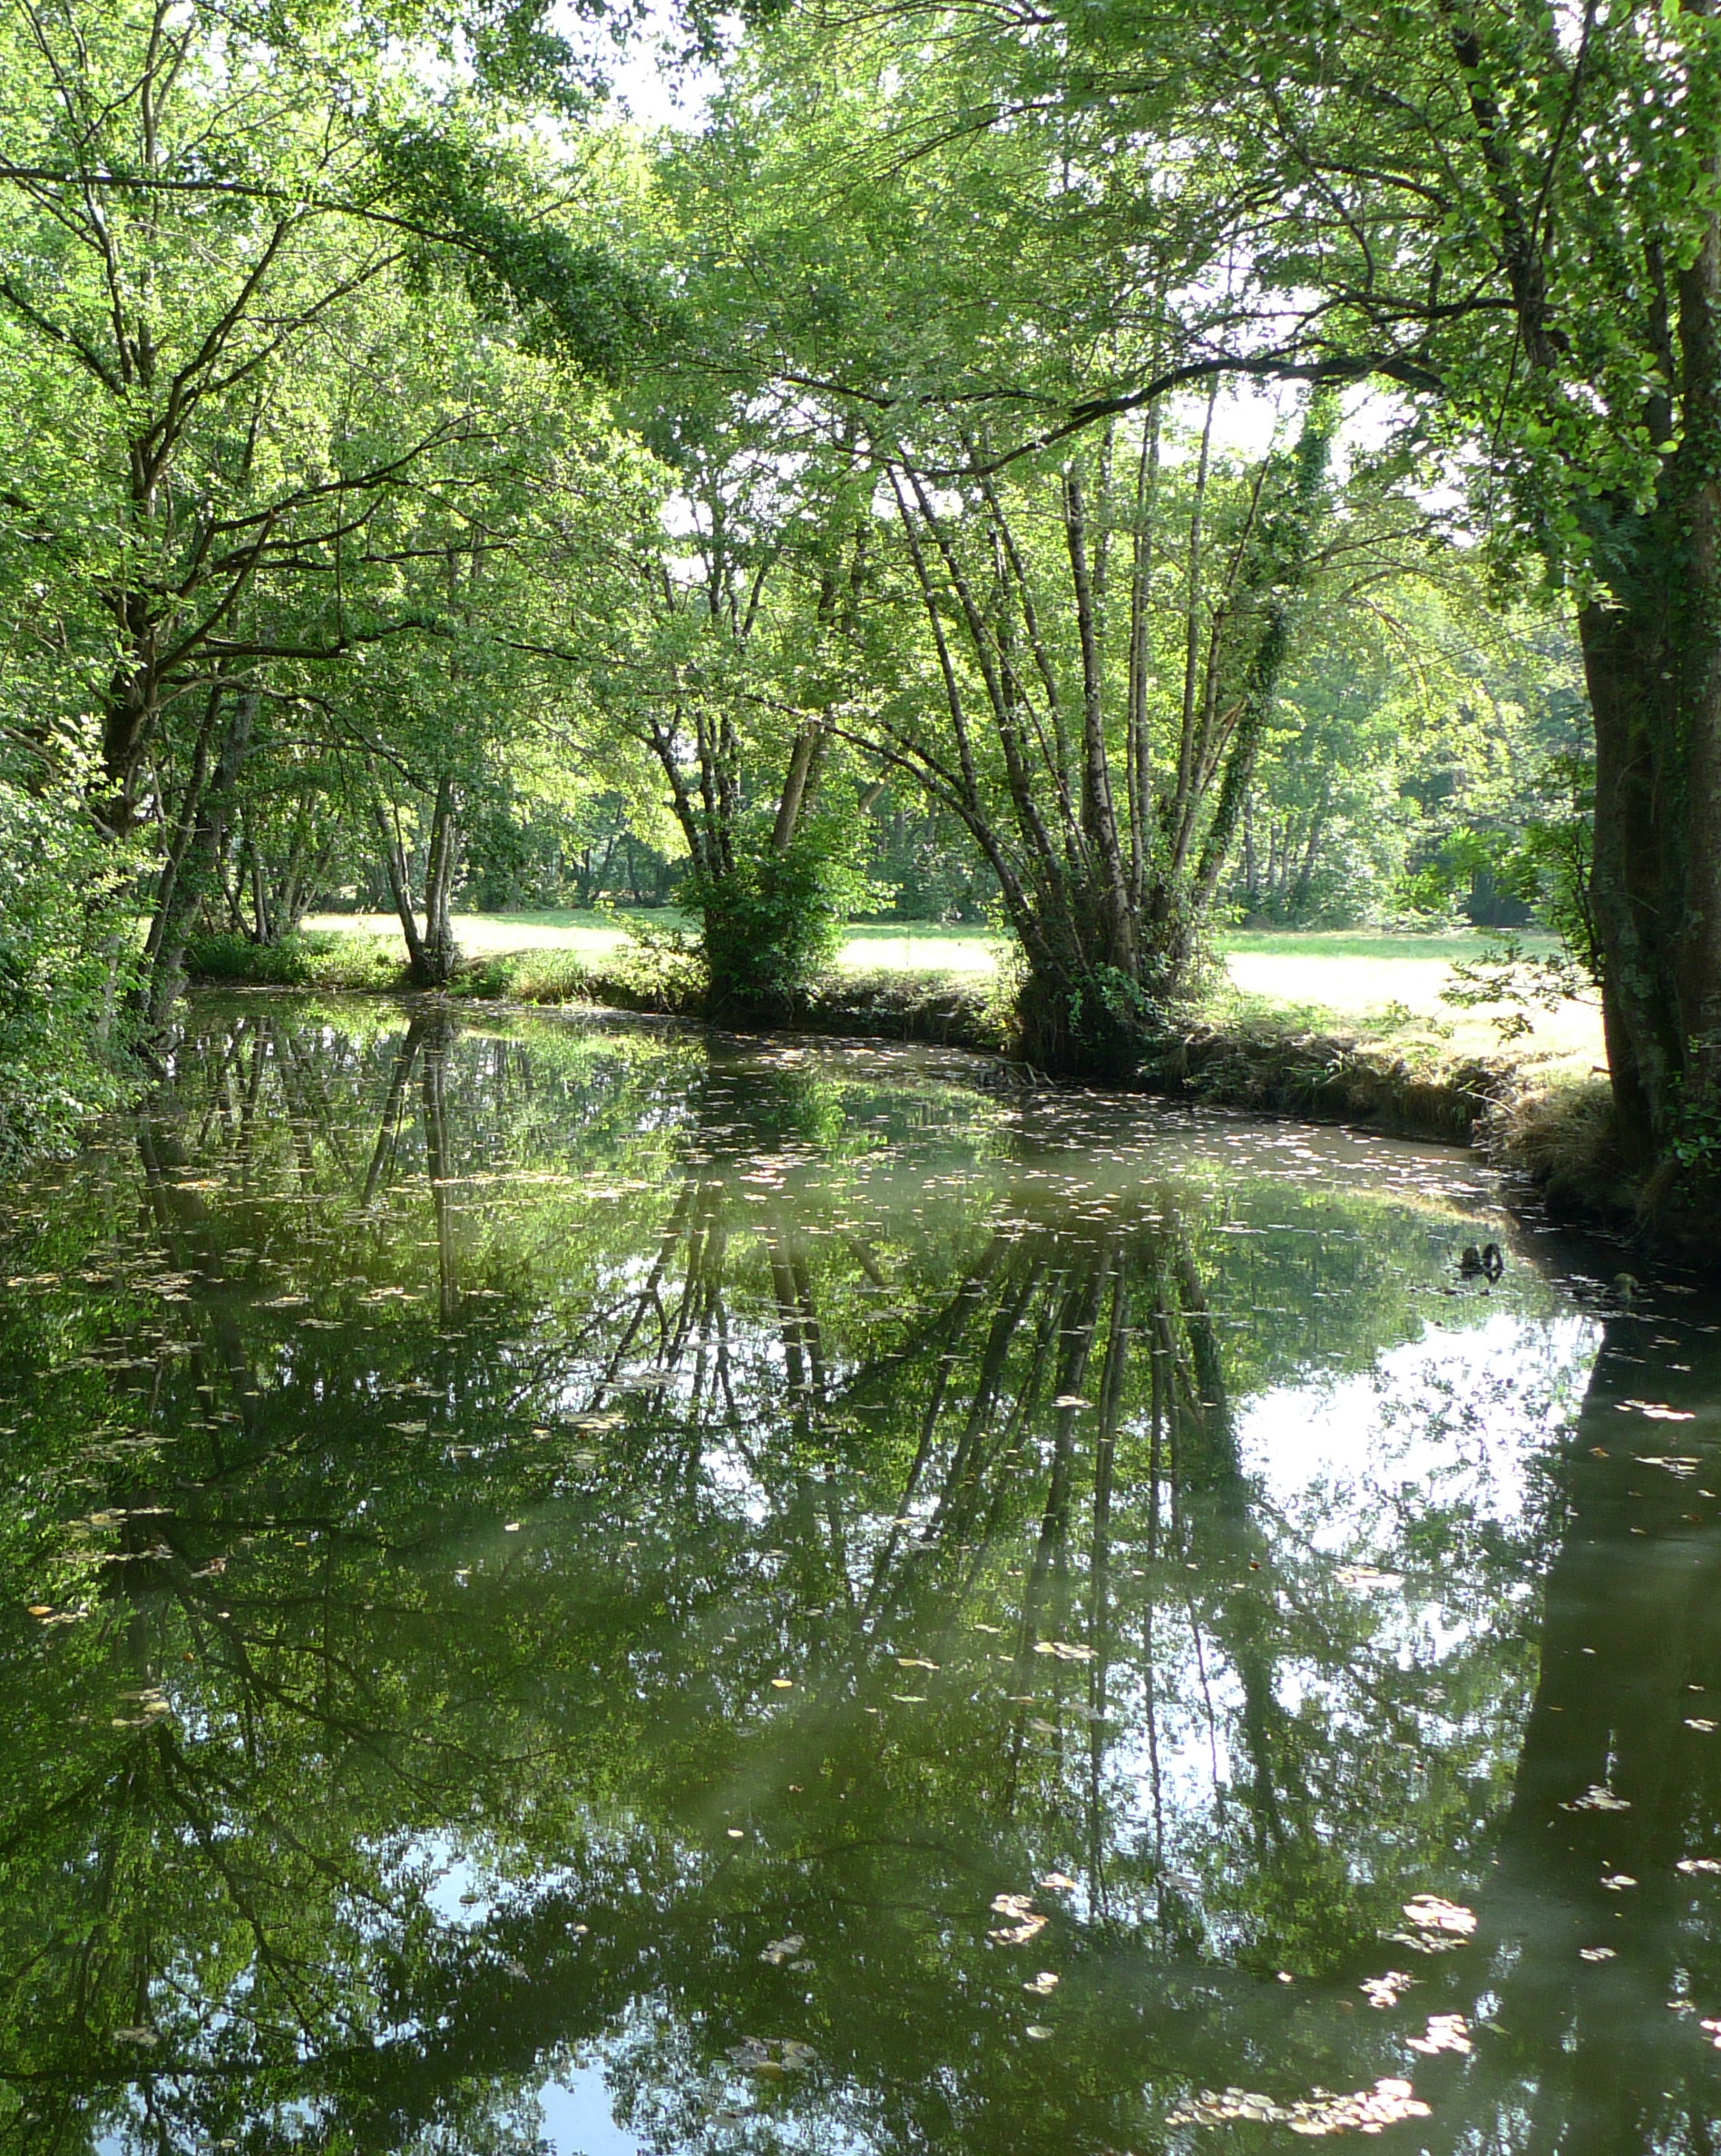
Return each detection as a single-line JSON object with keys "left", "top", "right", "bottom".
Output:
{"left": 2, "top": 0, "right": 1715, "bottom": 1223}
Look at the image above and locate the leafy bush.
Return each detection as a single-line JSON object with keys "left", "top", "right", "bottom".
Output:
{"left": 0, "top": 773, "right": 138, "bottom": 1161}
{"left": 185, "top": 930, "right": 405, "bottom": 990}
{"left": 691, "top": 824, "right": 891, "bottom": 1013}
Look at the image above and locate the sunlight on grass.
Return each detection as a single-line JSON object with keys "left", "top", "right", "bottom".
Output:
{"left": 303, "top": 910, "right": 1604, "bottom": 1071}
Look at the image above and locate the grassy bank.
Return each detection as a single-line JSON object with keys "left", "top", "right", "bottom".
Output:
{"left": 187, "top": 919, "right": 1623, "bottom": 1217}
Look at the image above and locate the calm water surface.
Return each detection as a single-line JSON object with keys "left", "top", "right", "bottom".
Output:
{"left": 2, "top": 996, "right": 1719, "bottom": 2154}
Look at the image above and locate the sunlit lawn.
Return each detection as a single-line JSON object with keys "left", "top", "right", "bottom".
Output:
{"left": 304, "top": 911, "right": 1604, "bottom": 1073}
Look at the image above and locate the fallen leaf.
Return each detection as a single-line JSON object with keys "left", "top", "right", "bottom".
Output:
{"left": 988, "top": 1892, "right": 1048, "bottom": 1945}
{"left": 1406, "top": 2013, "right": 1472, "bottom": 2056}
{"left": 1401, "top": 1896, "right": 1476, "bottom": 1937}
{"left": 1169, "top": 2078, "right": 1430, "bottom": 2132}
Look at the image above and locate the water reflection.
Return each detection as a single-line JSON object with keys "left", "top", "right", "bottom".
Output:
{"left": 0, "top": 999, "right": 1716, "bottom": 2154}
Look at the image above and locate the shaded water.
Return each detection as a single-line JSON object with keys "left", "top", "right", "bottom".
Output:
{"left": 1, "top": 996, "right": 1719, "bottom": 2154}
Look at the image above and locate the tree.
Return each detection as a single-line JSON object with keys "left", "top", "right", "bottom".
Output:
{"left": 779, "top": 0, "right": 1721, "bottom": 1215}
{"left": 0, "top": 0, "right": 666, "bottom": 1061}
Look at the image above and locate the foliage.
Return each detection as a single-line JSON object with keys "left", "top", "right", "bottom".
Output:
{"left": 0, "top": 763, "right": 137, "bottom": 1160}
{"left": 689, "top": 816, "right": 888, "bottom": 1013}
{"left": 184, "top": 929, "right": 406, "bottom": 992}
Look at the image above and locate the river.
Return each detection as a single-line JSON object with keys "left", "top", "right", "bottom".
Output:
{"left": 1, "top": 995, "right": 1716, "bottom": 2153}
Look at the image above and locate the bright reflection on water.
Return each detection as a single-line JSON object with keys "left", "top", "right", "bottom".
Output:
{"left": 4, "top": 996, "right": 1720, "bottom": 2155}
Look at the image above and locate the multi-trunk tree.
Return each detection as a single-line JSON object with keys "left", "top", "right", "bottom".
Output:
{"left": 783, "top": 0, "right": 1721, "bottom": 1215}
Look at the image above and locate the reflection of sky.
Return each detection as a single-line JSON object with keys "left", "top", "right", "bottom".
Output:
{"left": 538, "top": 2066, "right": 644, "bottom": 2156}
{"left": 1241, "top": 1310, "right": 1601, "bottom": 1557}
{"left": 1087, "top": 1311, "right": 1602, "bottom": 1886}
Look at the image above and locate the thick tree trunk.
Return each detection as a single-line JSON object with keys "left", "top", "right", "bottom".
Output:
{"left": 1576, "top": 179, "right": 1721, "bottom": 1214}
{"left": 1575, "top": 584, "right": 1682, "bottom": 1175}
{"left": 1579, "top": 555, "right": 1721, "bottom": 1210}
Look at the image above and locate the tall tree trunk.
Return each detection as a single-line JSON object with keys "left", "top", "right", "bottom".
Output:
{"left": 142, "top": 690, "right": 256, "bottom": 1031}
{"left": 420, "top": 776, "right": 463, "bottom": 987}
{"left": 375, "top": 800, "right": 429, "bottom": 985}
{"left": 1577, "top": 172, "right": 1721, "bottom": 1208}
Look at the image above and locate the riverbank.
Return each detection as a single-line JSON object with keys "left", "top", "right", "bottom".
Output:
{"left": 185, "top": 926, "right": 1632, "bottom": 1240}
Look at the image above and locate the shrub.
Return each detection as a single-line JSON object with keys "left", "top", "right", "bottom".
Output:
{"left": 185, "top": 930, "right": 405, "bottom": 990}
{"left": 0, "top": 772, "right": 139, "bottom": 1161}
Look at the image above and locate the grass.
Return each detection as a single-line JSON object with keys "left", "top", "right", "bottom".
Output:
{"left": 301, "top": 909, "right": 1004, "bottom": 975}
{"left": 295, "top": 908, "right": 1601, "bottom": 1071}
{"left": 1216, "top": 926, "right": 1560, "bottom": 961}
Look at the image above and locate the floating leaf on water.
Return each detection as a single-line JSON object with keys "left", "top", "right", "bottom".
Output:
{"left": 1406, "top": 2013, "right": 1471, "bottom": 2056}
{"left": 1401, "top": 1896, "right": 1476, "bottom": 1937}
{"left": 1617, "top": 1403, "right": 1697, "bottom": 1422}
{"left": 1023, "top": 1971, "right": 1060, "bottom": 1995}
{"left": 1686, "top": 1717, "right": 1717, "bottom": 1732}
{"left": 988, "top": 1892, "right": 1049, "bottom": 1945}
{"left": 1168, "top": 2077, "right": 1430, "bottom": 2133}
{"left": 759, "top": 1935, "right": 805, "bottom": 1965}
{"left": 1032, "top": 1640, "right": 1094, "bottom": 1661}
{"left": 1051, "top": 1396, "right": 1090, "bottom": 1410}
{"left": 1359, "top": 1972, "right": 1416, "bottom": 2009}
{"left": 1564, "top": 1784, "right": 1631, "bottom": 1811}
{"left": 1579, "top": 1946, "right": 1618, "bottom": 1961}
{"left": 728, "top": 2035, "right": 814, "bottom": 2074}
{"left": 1024, "top": 2023, "right": 1054, "bottom": 2038}
{"left": 112, "top": 2026, "right": 159, "bottom": 2046}
{"left": 890, "top": 1692, "right": 926, "bottom": 1704}
{"left": 895, "top": 1657, "right": 939, "bottom": 1670}
{"left": 1677, "top": 1857, "right": 1721, "bottom": 1875}
{"left": 1038, "top": 1873, "right": 1078, "bottom": 1892}
{"left": 769, "top": 1678, "right": 794, "bottom": 1690}
{"left": 1601, "top": 1873, "right": 1638, "bottom": 1888}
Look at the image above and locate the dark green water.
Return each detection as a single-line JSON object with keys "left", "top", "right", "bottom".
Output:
{"left": 2, "top": 996, "right": 1719, "bottom": 2155}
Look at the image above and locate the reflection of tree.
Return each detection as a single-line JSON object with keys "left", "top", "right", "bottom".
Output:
{"left": 0, "top": 1003, "right": 1696, "bottom": 2156}
{"left": 1409, "top": 1312, "right": 1721, "bottom": 2155}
